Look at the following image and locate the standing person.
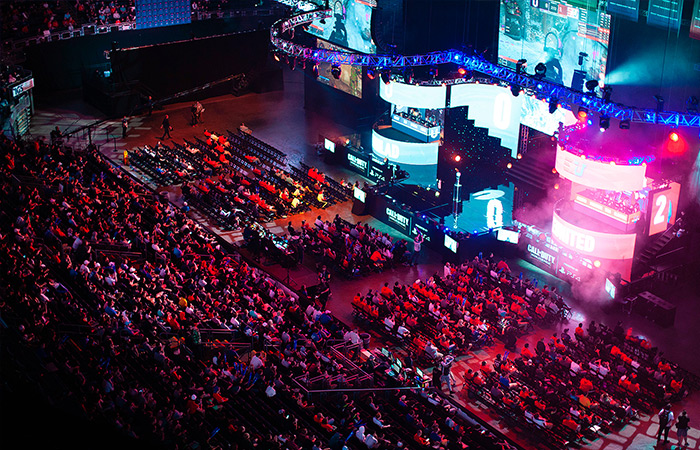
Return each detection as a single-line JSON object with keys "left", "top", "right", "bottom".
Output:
{"left": 440, "top": 356, "right": 455, "bottom": 393}
{"left": 657, "top": 404, "right": 674, "bottom": 444}
{"left": 410, "top": 232, "right": 424, "bottom": 265}
{"left": 160, "top": 114, "right": 172, "bottom": 139}
{"left": 121, "top": 116, "right": 128, "bottom": 138}
{"left": 676, "top": 410, "right": 690, "bottom": 447}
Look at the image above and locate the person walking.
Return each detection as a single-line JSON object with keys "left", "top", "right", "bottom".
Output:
{"left": 410, "top": 232, "right": 424, "bottom": 266}
{"left": 160, "top": 114, "right": 172, "bottom": 139}
{"left": 675, "top": 410, "right": 690, "bottom": 447}
{"left": 121, "top": 116, "right": 128, "bottom": 138}
{"left": 657, "top": 404, "right": 674, "bottom": 444}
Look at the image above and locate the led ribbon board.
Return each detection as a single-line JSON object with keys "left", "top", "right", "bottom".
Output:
{"left": 555, "top": 146, "right": 647, "bottom": 192}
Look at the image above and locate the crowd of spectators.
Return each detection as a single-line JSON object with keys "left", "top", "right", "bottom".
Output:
{"left": 2, "top": 1, "right": 136, "bottom": 39}
{"left": 354, "top": 256, "right": 691, "bottom": 448}
{"left": 0, "top": 133, "right": 526, "bottom": 450}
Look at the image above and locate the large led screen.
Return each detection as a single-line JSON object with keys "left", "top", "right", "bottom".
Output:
{"left": 307, "top": 0, "right": 376, "bottom": 54}
{"left": 316, "top": 39, "right": 363, "bottom": 98}
{"left": 606, "top": 0, "right": 640, "bottom": 21}
{"left": 520, "top": 95, "right": 577, "bottom": 135}
{"left": 555, "top": 145, "right": 647, "bottom": 192}
{"left": 457, "top": 184, "right": 515, "bottom": 233}
{"left": 648, "top": 182, "right": 681, "bottom": 236}
{"left": 379, "top": 81, "right": 447, "bottom": 110}
{"left": 498, "top": 0, "right": 611, "bottom": 88}
{"left": 450, "top": 84, "right": 523, "bottom": 158}
{"left": 647, "top": 0, "right": 684, "bottom": 30}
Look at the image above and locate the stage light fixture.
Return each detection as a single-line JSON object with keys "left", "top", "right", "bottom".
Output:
{"left": 311, "top": 64, "right": 319, "bottom": 78}
{"left": 593, "top": 260, "right": 601, "bottom": 268}
{"left": 548, "top": 97, "right": 558, "bottom": 114}
{"left": 454, "top": 155, "right": 461, "bottom": 162}
{"left": 457, "top": 67, "right": 467, "bottom": 76}
{"left": 535, "top": 62, "right": 547, "bottom": 78}
{"left": 506, "top": 162, "right": 512, "bottom": 169}
{"left": 577, "top": 106, "right": 588, "bottom": 120}
{"left": 585, "top": 80, "right": 598, "bottom": 93}
{"left": 619, "top": 119, "right": 630, "bottom": 129}
{"left": 273, "top": 52, "right": 280, "bottom": 62}
{"left": 331, "top": 65, "right": 341, "bottom": 79}
{"left": 367, "top": 68, "right": 376, "bottom": 80}
{"left": 380, "top": 70, "right": 391, "bottom": 85}
{"left": 510, "top": 84, "right": 520, "bottom": 97}
{"left": 599, "top": 116, "right": 610, "bottom": 131}
{"left": 654, "top": 95, "right": 664, "bottom": 112}
{"left": 669, "top": 131, "right": 679, "bottom": 142}
{"left": 554, "top": 183, "right": 560, "bottom": 190}
{"left": 515, "top": 59, "right": 527, "bottom": 75}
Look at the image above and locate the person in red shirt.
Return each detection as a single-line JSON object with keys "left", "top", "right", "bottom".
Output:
{"left": 521, "top": 343, "right": 535, "bottom": 360}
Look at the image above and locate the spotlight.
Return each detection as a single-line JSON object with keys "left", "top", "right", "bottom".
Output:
{"left": 599, "top": 116, "right": 610, "bottom": 131}
{"left": 548, "top": 97, "right": 558, "bottom": 114}
{"left": 515, "top": 59, "right": 527, "bottom": 75}
{"left": 428, "top": 67, "right": 438, "bottom": 78}
{"left": 273, "top": 52, "right": 280, "bottom": 62}
{"left": 517, "top": 153, "right": 522, "bottom": 160}
{"left": 619, "top": 119, "right": 630, "bottom": 129}
{"left": 585, "top": 80, "right": 598, "bottom": 93}
{"left": 311, "top": 64, "right": 319, "bottom": 78}
{"left": 507, "top": 162, "right": 512, "bottom": 169}
{"left": 535, "top": 62, "right": 547, "bottom": 78}
{"left": 669, "top": 131, "right": 679, "bottom": 142}
{"left": 510, "top": 84, "right": 521, "bottom": 97}
{"left": 654, "top": 95, "right": 664, "bottom": 112}
{"left": 577, "top": 106, "right": 588, "bottom": 120}
{"left": 454, "top": 155, "right": 461, "bottom": 162}
{"left": 331, "top": 65, "right": 341, "bottom": 79}
{"left": 593, "top": 260, "right": 601, "bottom": 268}
{"left": 367, "top": 68, "right": 376, "bottom": 80}
{"left": 457, "top": 67, "right": 467, "bottom": 76}
{"left": 554, "top": 183, "right": 560, "bottom": 190}
{"left": 380, "top": 70, "right": 391, "bottom": 85}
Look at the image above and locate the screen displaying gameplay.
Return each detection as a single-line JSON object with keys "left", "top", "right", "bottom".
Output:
{"left": 315, "top": 39, "right": 363, "bottom": 98}
{"left": 307, "top": 0, "right": 377, "bottom": 54}
{"left": 498, "top": 0, "right": 611, "bottom": 88}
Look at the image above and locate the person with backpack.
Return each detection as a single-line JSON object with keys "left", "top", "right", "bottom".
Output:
{"left": 676, "top": 410, "right": 690, "bottom": 447}
{"left": 657, "top": 404, "right": 674, "bottom": 444}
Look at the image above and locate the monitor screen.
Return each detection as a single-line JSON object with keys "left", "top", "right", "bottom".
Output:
{"left": 324, "top": 138, "right": 336, "bottom": 153}
{"left": 390, "top": 363, "right": 401, "bottom": 373}
{"left": 444, "top": 234, "right": 458, "bottom": 253}
{"left": 497, "top": 228, "right": 520, "bottom": 244}
{"left": 395, "top": 358, "right": 403, "bottom": 369}
{"left": 315, "top": 39, "right": 363, "bottom": 98}
{"left": 605, "top": 277, "right": 616, "bottom": 298}
{"left": 498, "top": 0, "right": 611, "bottom": 88}
{"left": 415, "top": 367, "right": 425, "bottom": 378}
{"left": 353, "top": 186, "right": 366, "bottom": 203}
{"left": 307, "top": 0, "right": 377, "bottom": 54}
{"left": 380, "top": 347, "right": 390, "bottom": 358}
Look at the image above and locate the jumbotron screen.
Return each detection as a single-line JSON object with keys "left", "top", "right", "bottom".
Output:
{"left": 316, "top": 39, "right": 363, "bottom": 98}
{"left": 498, "top": 0, "right": 611, "bottom": 88}
{"left": 307, "top": 0, "right": 377, "bottom": 54}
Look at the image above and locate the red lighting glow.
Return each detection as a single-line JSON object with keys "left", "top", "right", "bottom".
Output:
{"left": 577, "top": 110, "right": 587, "bottom": 120}
{"left": 457, "top": 68, "right": 467, "bottom": 76}
{"left": 669, "top": 131, "right": 679, "bottom": 142}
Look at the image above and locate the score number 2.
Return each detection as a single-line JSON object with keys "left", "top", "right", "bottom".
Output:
{"left": 653, "top": 194, "right": 667, "bottom": 226}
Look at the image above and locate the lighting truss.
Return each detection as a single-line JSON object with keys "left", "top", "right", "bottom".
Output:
{"left": 270, "top": 11, "right": 700, "bottom": 128}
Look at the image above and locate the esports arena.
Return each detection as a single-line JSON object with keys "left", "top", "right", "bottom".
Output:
{"left": 3, "top": 0, "right": 700, "bottom": 449}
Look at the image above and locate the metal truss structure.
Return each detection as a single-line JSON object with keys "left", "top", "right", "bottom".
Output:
{"left": 270, "top": 10, "right": 700, "bottom": 128}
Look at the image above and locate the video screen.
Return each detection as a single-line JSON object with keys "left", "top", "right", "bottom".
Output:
{"left": 353, "top": 186, "right": 366, "bottom": 203}
{"left": 647, "top": 0, "right": 684, "bottom": 30}
{"left": 444, "top": 234, "right": 459, "bottom": 253}
{"left": 497, "top": 228, "right": 520, "bottom": 244}
{"left": 693, "top": 0, "right": 700, "bottom": 40}
{"left": 520, "top": 94, "right": 578, "bottom": 135}
{"left": 315, "top": 39, "right": 363, "bottom": 98}
{"left": 605, "top": 277, "right": 616, "bottom": 298}
{"left": 324, "top": 138, "right": 336, "bottom": 153}
{"left": 307, "top": 0, "right": 376, "bottom": 54}
{"left": 454, "top": 183, "right": 515, "bottom": 234}
{"left": 498, "top": 0, "right": 611, "bottom": 88}
{"left": 606, "top": 0, "right": 640, "bottom": 21}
